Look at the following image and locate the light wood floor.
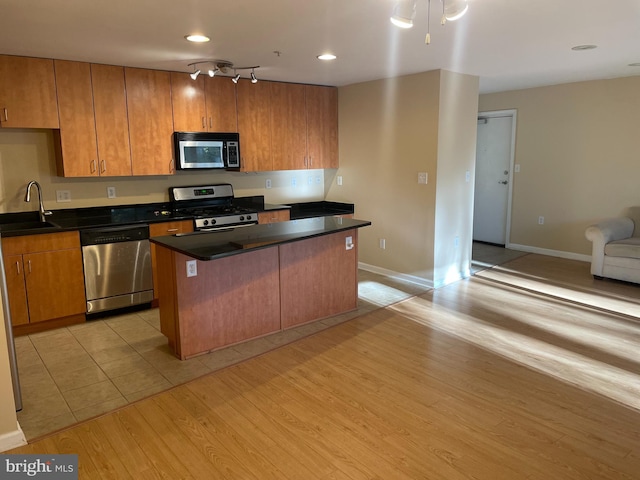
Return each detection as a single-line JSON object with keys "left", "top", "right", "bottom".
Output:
{"left": 9, "top": 255, "right": 640, "bottom": 479}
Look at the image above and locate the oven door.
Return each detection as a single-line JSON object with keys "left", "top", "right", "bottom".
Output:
{"left": 178, "top": 140, "right": 225, "bottom": 169}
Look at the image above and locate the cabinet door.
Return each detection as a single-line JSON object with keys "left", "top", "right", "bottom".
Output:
{"left": 171, "top": 72, "right": 207, "bottom": 132}
{"left": 92, "top": 64, "right": 132, "bottom": 176}
{"left": 125, "top": 68, "right": 174, "bottom": 175}
{"left": 3, "top": 255, "right": 29, "bottom": 326}
{"left": 204, "top": 76, "right": 238, "bottom": 132}
{"left": 258, "top": 210, "right": 291, "bottom": 224}
{"left": 236, "top": 79, "right": 272, "bottom": 172}
{"left": 54, "top": 60, "right": 99, "bottom": 177}
{"left": 306, "top": 85, "right": 338, "bottom": 169}
{"left": 0, "top": 55, "right": 59, "bottom": 129}
{"left": 270, "top": 82, "right": 307, "bottom": 171}
{"left": 24, "top": 249, "right": 86, "bottom": 323}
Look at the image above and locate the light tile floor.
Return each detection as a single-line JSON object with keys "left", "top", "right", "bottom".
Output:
{"left": 15, "top": 269, "right": 432, "bottom": 441}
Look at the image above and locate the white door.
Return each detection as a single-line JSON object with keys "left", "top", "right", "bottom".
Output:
{"left": 473, "top": 113, "right": 515, "bottom": 245}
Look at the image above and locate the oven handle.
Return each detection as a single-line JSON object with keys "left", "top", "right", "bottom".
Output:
{"left": 197, "top": 222, "right": 258, "bottom": 232}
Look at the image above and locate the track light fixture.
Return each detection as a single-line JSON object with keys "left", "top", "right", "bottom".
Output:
{"left": 390, "top": 0, "right": 469, "bottom": 44}
{"left": 187, "top": 60, "right": 261, "bottom": 84}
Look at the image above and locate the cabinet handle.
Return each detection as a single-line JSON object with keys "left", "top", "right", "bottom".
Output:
{"left": 209, "top": 117, "right": 212, "bottom": 129}
{"left": 27, "top": 260, "right": 32, "bottom": 274}
{"left": 304, "top": 157, "right": 307, "bottom": 167}
{"left": 101, "top": 160, "right": 106, "bottom": 173}
{"left": 15, "top": 261, "right": 20, "bottom": 275}
{"left": 90, "top": 160, "right": 97, "bottom": 173}
{"left": 309, "top": 156, "right": 313, "bottom": 167}
{"left": 2, "top": 108, "right": 7, "bottom": 122}
{"left": 169, "top": 159, "right": 174, "bottom": 174}
{"left": 166, "top": 228, "right": 179, "bottom": 233}
{"left": 202, "top": 117, "right": 206, "bottom": 129}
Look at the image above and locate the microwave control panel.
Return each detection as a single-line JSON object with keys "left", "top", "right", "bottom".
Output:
{"left": 227, "top": 141, "right": 240, "bottom": 168}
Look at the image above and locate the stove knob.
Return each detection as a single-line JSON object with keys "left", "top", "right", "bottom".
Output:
{"left": 239, "top": 216, "right": 245, "bottom": 221}
{"left": 246, "top": 215, "right": 252, "bottom": 220}
{"left": 211, "top": 219, "right": 217, "bottom": 225}
{"left": 203, "top": 220, "right": 209, "bottom": 226}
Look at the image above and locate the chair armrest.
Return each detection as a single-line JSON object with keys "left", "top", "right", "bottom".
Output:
{"left": 585, "top": 217, "right": 635, "bottom": 275}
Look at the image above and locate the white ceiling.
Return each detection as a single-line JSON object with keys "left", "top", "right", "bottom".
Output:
{"left": 0, "top": 0, "right": 639, "bottom": 93}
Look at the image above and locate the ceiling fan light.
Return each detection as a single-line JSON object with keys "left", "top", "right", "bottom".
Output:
{"left": 390, "top": 0, "right": 417, "bottom": 28}
{"left": 443, "top": 0, "right": 469, "bottom": 21}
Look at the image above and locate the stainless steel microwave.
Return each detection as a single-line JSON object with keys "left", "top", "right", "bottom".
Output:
{"left": 174, "top": 132, "right": 241, "bottom": 170}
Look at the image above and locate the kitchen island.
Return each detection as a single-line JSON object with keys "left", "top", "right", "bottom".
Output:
{"left": 150, "top": 217, "right": 371, "bottom": 359}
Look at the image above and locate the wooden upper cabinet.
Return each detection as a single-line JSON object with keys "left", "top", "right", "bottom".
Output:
{"left": 125, "top": 67, "right": 174, "bottom": 175}
{"left": 91, "top": 64, "right": 132, "bottom": 176}
{"left": 306, "top": 85, "right": 338, "bottom": 169}
{"left": 171, "top": 72, "right": 207, "bottom": 132}
{"left": 270, "top": 82, "right": 307, "bottom": 171}
{"left": 171, "top": 73, "right": 237, "bottom": 133}
{"left": 55, "top": 61, "right": 132, "bottom": 177}
{"left": 54, "top": 60, "right": 99, "bottom": 177}
{"left": 204, "top": 76, "right": 238, "bottom": 132}
{"left": 236, "top": 78, "right": 272, "bottom": 172}
{"left": 0, "top": 55, "right": 59, "bottom": 129}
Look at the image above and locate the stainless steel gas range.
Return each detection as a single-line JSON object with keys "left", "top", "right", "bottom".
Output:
{"left": 169, "top": 184, "right": 259, "bottom": 231}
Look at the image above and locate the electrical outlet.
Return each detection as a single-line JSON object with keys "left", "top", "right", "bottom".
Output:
{"left": 538, "top": 216, "right": 544, "bottom": 225}
{"left": 515, "top": 164, "right": 521, "bottom": 173}
{"left": 186, "top": 260, "right": 197, "bottom": 277}
{"left": 454, "top": 236, "right": 460, "bottom": 247}
{"left": 345, "top": 236, "right": 354, "bottom": 250}
{"left": 291, "top": 177, "right": 297, "bottom": 187}
{"left": 308, "top": 176, "right": 313, "bottom": 186}
{"left": 465, "top": 171, "right": 471, "bottom": 182}
{"left": 55, "top": 190, "right": 71, "bottom": 203}
{"left": 337, "top": 175, "right": 343, "bottom": 186}
{"left": 107, "top": 186, "right": 116, "bottom": 199}
{"left": 418, "top": 172, "right": 428, "bottom": 184}
{"left": 265, "top": 179, "right": 272, "bottom": 189}
{"left": 379, "top": 238, "right": 386, "bottom": 250}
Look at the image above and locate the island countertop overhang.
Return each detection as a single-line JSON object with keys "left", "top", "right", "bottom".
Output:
{"left": 149, "top": 217, "right": 372, "bottom": 261}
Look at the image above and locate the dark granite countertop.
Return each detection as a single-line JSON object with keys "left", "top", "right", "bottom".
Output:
{"left": 286, "top": 201, "right": 354, "bottom": 219}
{"left": 150, "top": 217, "right": 371, "bottom": 261}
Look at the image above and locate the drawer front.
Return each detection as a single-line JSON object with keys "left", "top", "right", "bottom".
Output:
{"left": 149, "top": 220, "right": 193, "bottom": 236}
{"left": 2, "top": 231, "right": 80, "bottom": 256}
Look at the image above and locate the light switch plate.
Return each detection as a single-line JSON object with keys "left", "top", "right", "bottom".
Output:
{"left": 418, "top": 172, "right": 428, "bottom": 184}
{"left": 107, "top": 186, "right": 116, "bottom": 199}
{"left": 337, "top": 175, "right": 343, "bottom": 186}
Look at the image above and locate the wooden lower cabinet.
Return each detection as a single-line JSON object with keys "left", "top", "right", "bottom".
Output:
{"left": 149, "top": 220, "right": 194, "bottom": 301}
{"left": 2, "top": 232, "right": 86, "bottom": 331}
{"left": 257, "top": 209, "right": 291, "bottom": 224}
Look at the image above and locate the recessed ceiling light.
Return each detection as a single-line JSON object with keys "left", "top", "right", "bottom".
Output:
{"left": 185, "top": 34, "right": 210, "bottom": 43}
{"left": 317, "top": 54, "right": 337, "bottom": 61}
{"left": 571, "top": 44, "right": 597, "bottom": 51}
{"left": 629, "top": 63, "right": 640, "bottom": 67}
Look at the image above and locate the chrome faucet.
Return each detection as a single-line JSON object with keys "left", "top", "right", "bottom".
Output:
{"left": 24, "top": 180, "right": 53, "bottom": 223}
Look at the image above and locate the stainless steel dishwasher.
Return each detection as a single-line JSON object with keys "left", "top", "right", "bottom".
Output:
{"left": 80, "top": 224, "right": 153, "bottom": 314}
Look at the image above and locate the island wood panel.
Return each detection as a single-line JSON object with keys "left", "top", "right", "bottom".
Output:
{"left": 91, "top": 64, "right": 132, "bottom": 176}
{"left": 156, "top": 245, "right": 179, "bottom": 350}
{"left": 150, "top": 220, "right": 193, "bottom": 302}
{"left": 279, "top": 229, "right": 358, "bottom": 329}
{"left": 125, "top": 67, "right": 174, "bottom": 175}
{"left": 257, "top": 209, "right": 291, "bottom": 224}
{"left": 160, "top": 246, "right": 281, "bottom": 359}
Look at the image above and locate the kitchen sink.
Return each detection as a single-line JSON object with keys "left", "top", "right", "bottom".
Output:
{"left": 0, "top": 221, "right": 60, "bottom": 232}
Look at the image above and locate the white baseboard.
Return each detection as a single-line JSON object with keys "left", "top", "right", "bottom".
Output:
{"left": 507, "top": 243, "right": 591, "bottom": 263}
{"left": 358, "top": 262, "right": 434, "bottom": 289}
{"left": 0, "top": 423, "right": 27, "bottom": 452}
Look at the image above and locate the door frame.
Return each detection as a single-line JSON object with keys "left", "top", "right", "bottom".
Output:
{"left": 475, "top": 109, "right": 517, "bottom": 247}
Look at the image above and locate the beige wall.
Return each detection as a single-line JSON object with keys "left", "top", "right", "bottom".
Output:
{"left": 330, "top": 70, "right": 478, "bottom": 285}
{"left": 0, "top": 129, "right": 326, "bottom": 214}
{"left": 479, "top": 76, "right": 640, "bottom": 256}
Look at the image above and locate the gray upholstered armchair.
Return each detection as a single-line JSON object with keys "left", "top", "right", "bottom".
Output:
{"left": 585, "top": 217, "right": 640, "bottom": 284}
